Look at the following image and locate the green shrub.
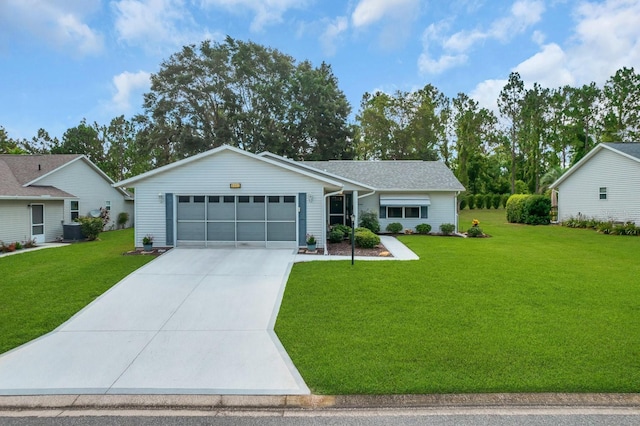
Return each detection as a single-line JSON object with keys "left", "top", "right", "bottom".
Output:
{"left": 475, "top": 194, "right": 485, "bottom": 209}
{"left": 76, "top": 216, "right": 103, "bottom": 241}
{"left": 14, "top": 241, "right": 23, "bottom": 250}
{"left": 332, "top": 224, "right": 352, "bottom": 240}
{"left": 386, "top": 222, "right": 403, "bottom": 233}
{"left": 415, "top": 223, "right": 432, "bottom": 234}
{"left": 117, "top": 212, "right": 129, "bottom": 229}
{"left": 500, "top": 194, "right": 509, "bottom": 208}
{"left": 328, "top": 228, "right": 345, "bottom": 243}
{"left": 440, "top": 223, "right": 455, "bottom": 235}
{"left": 355, "top": 228, "right": 380, "bottom": 248}
{"left": 623, "top": 222, "right": 640, "bottom": 236}
{"left": 467, "top": 194, "right": 476, "bottom": 210}
{"left": 523, "top": 195, "right": 551, "bottom": 225}
{"left": 459, "top": 197, "right": 467, "bottom": 210}
{"left": 467, "top": 226, "right": 484, "bottom": 237}
{"left": 506, "top": 194, "right": 530, "bottom": 223}
{"left": 483, "top": 194, "right": 493, "bottom": 209}
{"left": 597, "top": 221, "right": 614, "bottom": 234}
{"left": 514, "top": 179, "right": 529, "bottom": 194}
{"left": 492, "top": 194, "right": 501, "bottom": 209}
{"left": 358, "top": 210, "right": 380, "bottom": 234}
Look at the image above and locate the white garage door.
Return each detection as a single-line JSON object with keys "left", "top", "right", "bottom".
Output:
{"left": 176, "top": 195, "right": 297, "bottom": 247}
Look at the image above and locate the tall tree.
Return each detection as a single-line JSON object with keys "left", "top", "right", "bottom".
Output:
{"left": 566, "top": 82, "right": 601, "bottom": 159}
{"left": 143, "top": 36, "right": 351, "bottom": 161}
{"left": 601, "top": 67, "right": 640, "bottom": 142}
{"left": 498, "top": 72, "right": 525, "bottom": 194}
{"left": 452, "top": 93, "right": 497, "bottom": 193}
{"left": 52, "top": 119, "right": 106, "bottom": 168}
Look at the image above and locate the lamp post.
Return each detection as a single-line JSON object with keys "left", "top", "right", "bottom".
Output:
{"left": 350, "top": 214, "right": 355, "bottom": 265}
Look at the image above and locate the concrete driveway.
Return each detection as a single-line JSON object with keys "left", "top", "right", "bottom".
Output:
{"left": 0, "top": 248, "right": 309, "bottom": 395}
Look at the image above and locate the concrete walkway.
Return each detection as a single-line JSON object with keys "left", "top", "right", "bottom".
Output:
{"left": 0, "top": 248, "right": 309, "bottom": 395}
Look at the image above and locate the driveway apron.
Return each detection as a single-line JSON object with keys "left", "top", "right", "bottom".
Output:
{"left": 0, "top": 248, "right": 310, "bottom": 395}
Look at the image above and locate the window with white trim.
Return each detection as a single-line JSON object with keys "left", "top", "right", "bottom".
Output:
{"left": 70, "top": 201, "right": 79, "bottom": 221}
{"left": 105, "top": 200, "right": 111, "bottom": 211}
{"left": 387, "top": 206, "right": 422, "bottom": 219}
{"left": 599, "top": 187, "right": 607, "bottom": 200}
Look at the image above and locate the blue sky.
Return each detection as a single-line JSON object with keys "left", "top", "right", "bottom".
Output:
{"left": 1, "top": 0, "right": 639, "bottom": 141}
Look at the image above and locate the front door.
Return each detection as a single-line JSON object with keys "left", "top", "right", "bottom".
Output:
{"left": 328, "top": 194, "right": 353, "bottom": 226}
{"left": 31, "top": 204, "right": 45, "bottom": 243}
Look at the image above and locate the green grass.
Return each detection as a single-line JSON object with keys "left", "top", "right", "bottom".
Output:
{"left": 0, "top": 229, "right": 154, "bottom": 354}
{"left": 275, "top": 209, "right": 640, "bottom": 394}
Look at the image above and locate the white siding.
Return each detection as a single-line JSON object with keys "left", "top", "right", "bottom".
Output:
{"left": 557, "top": 148, "right": 640, "bottom": 223}
{"left": 0, "top": 200, "right": 64, "bottom": 243}
{"left": 37, "top": 159, "right": 132, "bottom": 230}
{"left": 132, "top": 150, "right": 328, "bottom": 248}
{"left": 359, "top": 191, "right": 458, "bottom": 232}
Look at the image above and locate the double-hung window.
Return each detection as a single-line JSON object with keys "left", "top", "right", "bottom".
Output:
{"left": 599, "top": 187, "right": 607, "bottom": 200}
{"left": 387, "top": 206, "right": 421, "bottom": 218}
{"left": 70, "top": 201, "right": 79, "bottom": 221}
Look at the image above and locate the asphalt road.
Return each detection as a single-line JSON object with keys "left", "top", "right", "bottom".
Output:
{"left": 2, "top": 408, "right": 640, "bottom": 425}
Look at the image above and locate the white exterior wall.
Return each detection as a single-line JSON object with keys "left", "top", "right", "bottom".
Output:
{"left": 37, "top": 159, "right": 132, "bottom": 230}
{"left": 132, "top": 150, "right": 329, "bottom": 248}
{"left": 557, "top": 148, "right": 640, "bottom": 223}
{"left": 0, "top": 200, "right": 64, "bottom": 243}
{"left": 358, "top": 191, "right": 458, "bottom": 232}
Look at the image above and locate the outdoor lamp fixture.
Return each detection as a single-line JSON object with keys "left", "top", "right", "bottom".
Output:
{"left": 350, "top": 214, "right": 355, "bottom": 266}
{"left": 230, "top": 182, "right": 241, "bottom": 189}
{"left": 158, "top": 192, "right": 163, "bottom": 202}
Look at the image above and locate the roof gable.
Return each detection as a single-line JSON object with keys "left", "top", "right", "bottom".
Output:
{"left": 0, "top": 154, "right": 131, "bottom": 199}
{"left": 550, "top": 143, "right": 640, "bottom": 189}
{"left": 114, "top": 145, "right": 344, "bottom": 188}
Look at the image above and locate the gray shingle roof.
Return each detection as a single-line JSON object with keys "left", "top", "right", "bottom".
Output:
{"left": 0, "top": 154, "right": 83, "bottom": 185}
{"left": 303, "top": 160, "right": 465, "bottom": 191}
{"left": 606, "top": 143, "right": 640, "bottom": 160}
{"left": 0, "top": 157, "right": 75, "bottom": 198}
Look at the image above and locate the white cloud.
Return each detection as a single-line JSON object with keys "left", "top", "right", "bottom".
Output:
{"left": 112, "top": 0, "right": 211, "bottom": 52}
{"left": 0, "top": 0, "right": 103, "bottom": 55}
{"left": 351, "top": 0, "right": 418, "bottom": 28}
{"left": 469, "top": 79, "right": 506, "bottom": 116}
{"left": 419, "top": 0, "right": 545, "bottom": 75}
{"left": 568, "top": 0, "right": 640, "bottom": 84}
{"left": 470, "top": 0, "right": 640, "bottom": 117}
{"left": 351, "top": 0, "right": 419, "bottom": 50}
{"left": 111, "top": 70, "right": 151, "bottom": 112}
{"left": 201, "top": 0, "right": 308, "bottom": 32}
{"left": 514, "top": 43, "right": 574, "bottom": 87}
{"left": 320, "top": 16, "right": 348, "bottom": 56}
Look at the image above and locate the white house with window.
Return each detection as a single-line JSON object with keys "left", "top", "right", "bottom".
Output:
{"left": 550, "top": 143, "right": 640, "bottom": 224}
{"left": 114, "top": 145, "right": 465, "bottom": 250}
{"left": 0, "top": 154, "right": 134, "bottom": 243}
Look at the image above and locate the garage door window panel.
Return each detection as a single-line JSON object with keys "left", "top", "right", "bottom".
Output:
{"left": 237, "top": 197, "right": 265, "bottom": 220}
{"left": 178, "top": 197, "right": 205, "bottom": 220}
{"left": 267, "top": 222, "right": 296, "bottom": 241}
{"left": 177, "top": 222, "right": 205, "bottom": 240}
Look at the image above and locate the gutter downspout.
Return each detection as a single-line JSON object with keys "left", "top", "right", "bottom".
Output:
{"left": 323, "top": 188, "right": 344, "bottom": 256}
{"left": 455, "top": 191, "right": 460, "bottom": 233}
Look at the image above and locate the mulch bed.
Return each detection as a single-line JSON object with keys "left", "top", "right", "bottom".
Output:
{"left": 298, "top": 240, "right": 392, "bottom": 257}
{"left": 123, "top": 248, "right": 171, "bottom": 256}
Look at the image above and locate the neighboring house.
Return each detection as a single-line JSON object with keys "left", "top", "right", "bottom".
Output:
{"left": 550, "top": 143, "right": 640, "bottom": 224}
{"left": 114, "top": 145, "right": 464, "bottom": 250}
{"left": 0, "top": 154, "right": 134, "bottom": 243}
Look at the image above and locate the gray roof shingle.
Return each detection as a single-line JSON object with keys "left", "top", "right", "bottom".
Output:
{"left": 606, "top": 143, "right": 640, "bottom": 160}
{"left": 0, "top": 155, "right": 80, "bottom": 198}
{"left": 303, "top": 160, "right": 465, "bottom": 191}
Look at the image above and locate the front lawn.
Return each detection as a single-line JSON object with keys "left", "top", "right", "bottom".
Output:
{"left": 275, "top": 209, "right": 640, "bottom": 394}
{"left": 0, "top": 229, "right": 154, "bottom": 354}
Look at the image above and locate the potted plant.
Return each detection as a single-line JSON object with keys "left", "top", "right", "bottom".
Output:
{"left": 142, "top": 234, "right": 154, "bottom": 251}
{"left": 306, "top": 234, "right": 316, "bottom": 252}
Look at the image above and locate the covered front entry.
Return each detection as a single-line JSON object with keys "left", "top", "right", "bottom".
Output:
{"left": 176, "top": 195, "right": 297, "bottom": 247}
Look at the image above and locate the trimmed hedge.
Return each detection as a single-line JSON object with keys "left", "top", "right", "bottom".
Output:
{"left": 386, "top": 222, "right": 403, "bottom": 234}
{"left": 415, "top": 223, "right": 432, "bottom": 234}
{"left": 355, "top": 227, "right": 380, "bottom": 248}
{"left": 506, "top": 194, "right": 529, "bottom": 223}
{"left": 328, "top": 228, "right": 345, "bottom": 243}
{"left": 440, "top": 223, "right": 455, "bottom": 235}
{"left": 523, "top": 195, "right": 551, "bottom": 225}
{"left": 506, "top": 194, "right": 551, "bottom": 225}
